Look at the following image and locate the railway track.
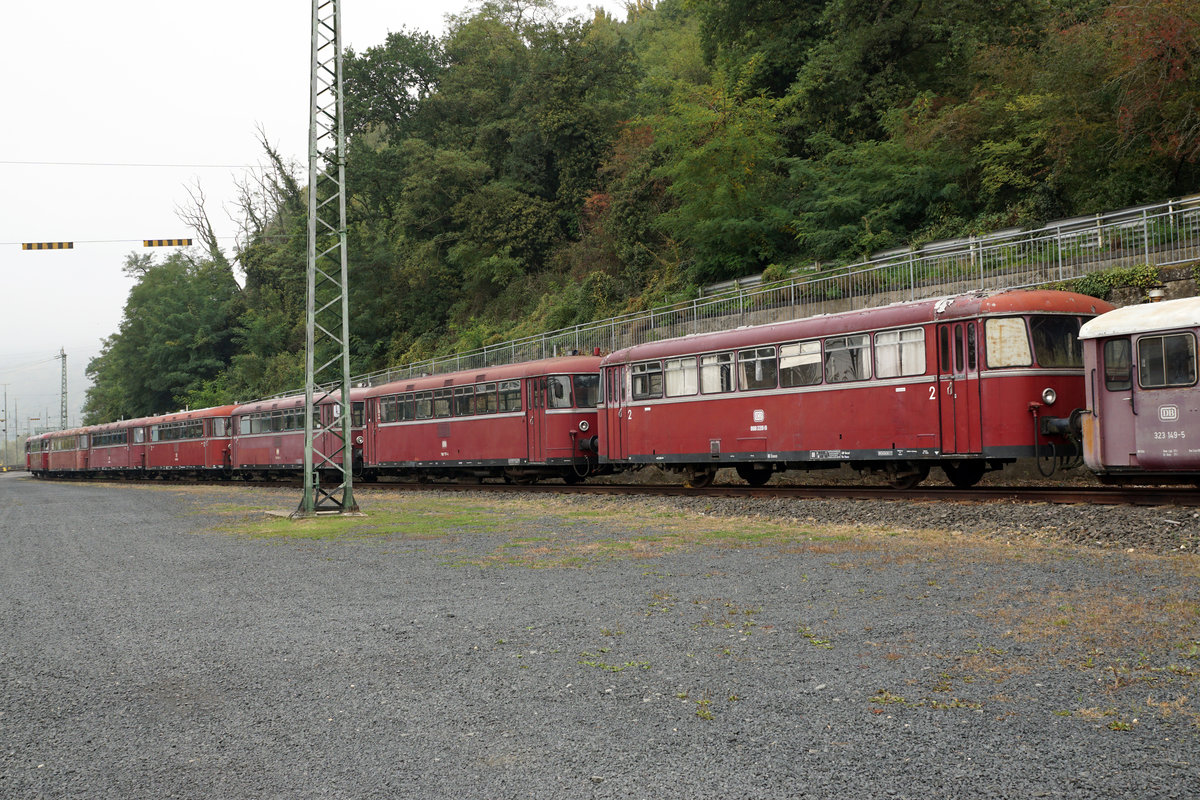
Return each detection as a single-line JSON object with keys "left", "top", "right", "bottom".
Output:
{"left": 381, "top": 480, "right": 1200, "bottom": 507}
{"left": 28, "top": 472, "right": 1199, "bottom": 506}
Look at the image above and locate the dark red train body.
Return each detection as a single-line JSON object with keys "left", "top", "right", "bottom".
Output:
{"left": 598, "top": 289, "right": 1113, "bottom": 487}
{"left": 37, "top": 288, "right": 1200, "bottom": 492}
{"left": 1080, "top": 296, "right": 1200, "bottom": 484}
{"left": 230, "top": 389, "right": 367, "bottom": 476}
{"left": 362, "top": 356, "right": 602, "bottom": 483}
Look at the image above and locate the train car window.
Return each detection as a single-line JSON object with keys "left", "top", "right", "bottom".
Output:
{"left": 1103, "top": 339, "right": 1133, "bottom": 391}
{"left": 967, "top": 323, "right": 977, "bottom": 370}
{"left": 476, "top": 383, "right": 499, "bottom": 414}
{"left": 400, "top": 394, "right": 416, "bottom": 421}
{"left": 352, "top": 402, "right": 365, "bottom": 427}
{"left": 453, "top": 387, "right": 474, "bottom": 416}
{"left": 875, "top": 328, "right": 926, "bottom": 378}
{"left": 1138, "top": 333, "right": 1197, "bottom": 389}
{"left": 824, "top": 335, "right": 871, "bottom": 383}
{"left": 984, "top": 318, "right": 1033, "bottom": 367}
{"left": 548, "top": 376, "right": 573, "bottom": 408}
{"left": 434, "top": 389, "right": 453, "bottom": 418}
{"left": 1030, "top": 316, "right": 1084, "bottom": 368}
{"left": 631, "top": 362, "right": 664, "bottom": 400}
{"left": 52, "top": 437, "right": 75, "bottom": 452}
{"left": 415, "top": 391, "right": 434, "bottom": 420}
{"left": 738, "top": 347, "right": 778, "bottom": 391}
{"left": 664, "top": 357, "right": 698, "bottom": 397}
{"left": 499, "top": 380, "right": 522, "bottom": 412}
{"left": 379, "top": 396, "right": 397, "bottom": 423}
{"left": 134, "top": 428, "right": 145, "bottom": 444}
{"left": 573, "top": 374, "right": 600, "bottom": 407}
{"left": 700, "top": 352, "right": 734, "bottom": 394}
{"left": 779, "top": 341, "right": 822, "bottom": 387}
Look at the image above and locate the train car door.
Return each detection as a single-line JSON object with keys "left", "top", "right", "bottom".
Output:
{"left": 1089, "top": 337, "right": 1137, "bottom": 467}
{"left": 603, "top": 365, "right": 625, "bottom": 461}
{"left": 937, "top": 321, "right": 982, "bottom": 454}
{"left": 1130, "top": 330, "right": 1198, "bottom": 470}
{"left": 526, "top": 376, "right": 546, "bottom": 463}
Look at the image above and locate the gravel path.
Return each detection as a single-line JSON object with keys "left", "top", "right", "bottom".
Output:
{"left": 2, "top": 472, "right": 1198, "bottom": 799}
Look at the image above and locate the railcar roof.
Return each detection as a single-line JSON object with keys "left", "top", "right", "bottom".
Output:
{"left": 147, "top": 405, "right": 238, "bottom": 424}
{"left": 1079, "top": 296, "right": 1200, "bottom": 340}
{"left": 604, "top": 289, "right": 1111, "bottom": 364}
{"left": 365, "top": 355, "right": 603, "bottom": 397}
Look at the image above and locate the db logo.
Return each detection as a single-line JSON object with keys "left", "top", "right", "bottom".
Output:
{"left": 1159, "top": 405, "right": 1179, "bottom": 421}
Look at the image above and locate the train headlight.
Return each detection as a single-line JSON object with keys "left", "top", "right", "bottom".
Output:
{"left": 578, "top": 419, "right": 590, "bottom": 432}
{"left": 1041, "top": 387, "right": 1057, "bottom": 406}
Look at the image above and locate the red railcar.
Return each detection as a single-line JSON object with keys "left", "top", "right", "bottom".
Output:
{"left": 44, "top": 428, "right": 91, "bottom": 477}
{"left": 231, "top": 389, "right": 367, "bottom": 476}
{"left": 87, "top": 419, "right": 143, "bottom": 474}
{"left": 25, "top": 433, "right": 49, "bottom": 475}
{"left": 144, "top": 406, "right": 237, "bottom": 475}
{"left": 363, "top": 356, "right": 602, "bottom": 483}
{"left": 1079, "top": 296, "right": 1200, "bottom": 484}
{"left": 599, "top": 289, "right": 1112, "bottom": 488}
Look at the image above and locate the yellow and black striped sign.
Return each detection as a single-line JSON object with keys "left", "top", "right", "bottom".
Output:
{"left": 143, "top": 239, "right": 192, "bottom": 247}
{"left": 22, "top": 242, "right": 73, "bottom": 250}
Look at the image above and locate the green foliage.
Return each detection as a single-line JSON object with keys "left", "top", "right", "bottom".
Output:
{"left": 1056, "top": 263, "right": 1164, "bottom": 301}
{"left": 82, "top": 0, "right": 1200, "bottom": 420}
{"left": 83, "top": 253, "right": 243, "bottom": 422}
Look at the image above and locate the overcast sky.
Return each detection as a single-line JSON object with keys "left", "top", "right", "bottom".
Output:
{"left": 0, "top": 0, "right": 625, "bottom": 438}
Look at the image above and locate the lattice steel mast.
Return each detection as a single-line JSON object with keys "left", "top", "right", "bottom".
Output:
{"left": 298, "top": 0, "right": 358, "bottom": 515}
{"left": 58, "top": 348, "right": 67, "bottom": 429}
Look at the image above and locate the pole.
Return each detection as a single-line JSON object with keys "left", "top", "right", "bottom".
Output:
{"left": 298, "top": 0, "right": 358, "bottom": 516}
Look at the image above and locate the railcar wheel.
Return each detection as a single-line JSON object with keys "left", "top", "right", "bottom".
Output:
{"left": 942, "top": 460, "right": 986, "bottom": 489}
{"left": 684, "top": 467, "right": 716, "bottom": 489}
{"left": 735, "top": 463, "right": 772, "bottom": 487}
{"left": 887, "top": 463, "right": 929, "bottom": 490}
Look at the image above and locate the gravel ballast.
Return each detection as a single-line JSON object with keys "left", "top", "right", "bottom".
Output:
{"left": 1, "top": 472, "right": 1198, "bottom": 799}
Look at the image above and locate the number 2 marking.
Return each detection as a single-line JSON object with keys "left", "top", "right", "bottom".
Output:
{"left": 928, "top": 386, "right": 937, "bottom": 400}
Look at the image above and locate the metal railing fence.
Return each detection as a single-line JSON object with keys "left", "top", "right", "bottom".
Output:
{"left": 354, "top": 194, "right": 1200, "bottom": 388}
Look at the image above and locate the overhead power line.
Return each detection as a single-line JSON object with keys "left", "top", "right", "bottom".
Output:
{"left": 0, "top": 159, "right": 268, "bottom": 169}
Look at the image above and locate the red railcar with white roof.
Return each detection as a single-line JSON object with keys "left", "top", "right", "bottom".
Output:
{"left": 598, "top": 289, "right": 1112, "bottom": 488}
{"left": 1079, "top": 296, "right": 1200, "bottom": 484}
{"left": 362, "top": 356, "right": 602, "bottom": 483}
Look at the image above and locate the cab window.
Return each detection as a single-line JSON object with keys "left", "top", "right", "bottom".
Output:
{"left": 1103, "top": 339, "right": 1132, "bottom": 391}
{"left": 1138, "top": 333, "right": 1197, "bottom": 389}
{"left": 573, "top": 375, "right": 600, "bottom": 408}
{"left": 547, "top": 376, "right": 573, "bottom": 409}
{"left": 985, "top": 318, "right": 1033, "bottom": 368}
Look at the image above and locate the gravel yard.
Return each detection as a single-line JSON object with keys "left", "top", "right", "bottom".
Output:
{"left": 1, "top": 471, "right": 1198, "bottom": 799}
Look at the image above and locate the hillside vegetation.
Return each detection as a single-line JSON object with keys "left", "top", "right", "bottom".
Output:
{"left": 84, "top": 0, "right": 1200, "bottom": 422}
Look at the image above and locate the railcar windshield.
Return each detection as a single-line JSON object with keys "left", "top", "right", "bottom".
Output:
{"left": 1029, "top": 315, "right": 1084, "bottom": 368}
{"left": 548, "top": 375, "right": 573, "bottom": 408}
{"left": 986, "top": 315, "right": 1085, "bottom": 369}
{"left": 573, "top": 375, "right": 600, "bottom": 408}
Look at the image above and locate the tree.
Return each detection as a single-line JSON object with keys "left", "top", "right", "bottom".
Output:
{"left": 83, "top": 252, "right": 242, "bottom": 422}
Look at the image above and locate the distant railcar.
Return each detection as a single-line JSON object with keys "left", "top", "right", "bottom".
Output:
{"left": 1079, "top": 296, "right": 1200, "bottom": 484}
{"left": 362, "top": 356, "right": 602, "bottom": 483}
{"left": 144, "top": 406, "right": 238, "bottom": 475}
{"left": 25, "top": 433, "right": 49, "bottom": 476}
{"left": 599, "top": 289, "right": 1113, "bottom": 488}
{"left": 43, "top": 428, "right": 91, "bottom": 477}
{"left": 231, "top": 389, "right": 367, "bottom": 477}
